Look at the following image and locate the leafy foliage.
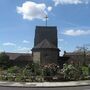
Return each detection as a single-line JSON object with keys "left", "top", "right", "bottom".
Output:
{"left": 62, "top": 64, "right": 81, "bottom": 81}
{"left": 0, "top": 62, "right": 89, "bottom": 82}
{"left": 43, "top": 64, "right": 59, "bottom": 77}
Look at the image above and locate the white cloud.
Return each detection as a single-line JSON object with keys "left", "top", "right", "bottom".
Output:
{"left": 53, "top": 0, "right": 89, "bottom": 6}
{"left": 58, "top": 39, "right": 64, "bottom": 42}
{"left": 3, "top": 42, "right": 16, "bottom": 46}
{"left": 22, "top": 40, "right": 30, "bottom": 44}
{"left": 63, "top": 29, "right": 90, "bottom": 36}
{"left": 17, "top": 1, "right": 49, "bottom": 20}
{"left": 17, "top": 47, "right": 31, "bottom": 53}
{"left": 47, "top": 6, "right": 52, "bottom": 11}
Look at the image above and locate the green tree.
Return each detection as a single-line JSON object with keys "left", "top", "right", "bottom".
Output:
{"left": 0, "top": 52, "right": 10, "bottom": 68}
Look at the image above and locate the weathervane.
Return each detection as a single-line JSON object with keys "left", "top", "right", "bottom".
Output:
{"left": 45, "top": 14, "right": 48, "bottom": 26}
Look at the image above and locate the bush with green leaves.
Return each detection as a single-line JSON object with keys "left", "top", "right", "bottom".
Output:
{"left": 41, "top": 63, "right": 60, "bottom": 81}
{"left": 81, "top": 65, "right": 89, "bottom": 79}
{"left": 62, "top": 63, "right": 81, "bottom": 81}
{"left": 43, "top": 64, "right": 59, "bottom": 77}
{"left": 35, "top": 76, "right": 44, "bottom": 82}
{"left": 15, "top": 75, "right": 25, "bottom": 82}
{"left": 7, "top": 66, "right": 20, "bottom": 73}
{"left": 0, "top": 62, "right": 90, "bottom": 82}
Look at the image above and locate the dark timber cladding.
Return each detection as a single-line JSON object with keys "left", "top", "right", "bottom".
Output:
{"left": 34, "top": 26, "right": 57, "bottom": 47}
{"left": 32, "top": 26, "right": 60, "bottom": 65}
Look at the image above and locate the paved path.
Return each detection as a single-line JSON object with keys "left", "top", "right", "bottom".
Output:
{"left": 0, "top": 86, "right": 90, "bottom": 90}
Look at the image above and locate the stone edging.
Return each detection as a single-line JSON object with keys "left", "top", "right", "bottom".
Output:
{"left": 0, "top": 80, "right": 90, "bottom": 88}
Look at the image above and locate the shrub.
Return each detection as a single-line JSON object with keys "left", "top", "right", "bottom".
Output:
{"left": 15, "top": 75, "right": 25, "bottom": 82}
{"left": 42, "top": 64, "right": 59, "bottom": 81}
{"left": 35, "top": 76, "right": 44, "bottom": 82}
{"left": 81, "top": 65, "right": 89, "bottom": 79}
{"left": 62, "top": 64, "right": 81, "bottom": 81}
{"left": 8, "top": 66, "right": 19, "bottom": 72}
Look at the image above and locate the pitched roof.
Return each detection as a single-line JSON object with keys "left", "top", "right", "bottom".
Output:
{"left": 6, "top": 53, "right": 21, "bottom": 60}
{"left": 33, "top": 39, "right": 57, "bottom": 49}
{"left": 34, "top": 26, "right": 57, "bottom": 47}
{"left": 6, "top": 52, "right": 32, "bottom": 60}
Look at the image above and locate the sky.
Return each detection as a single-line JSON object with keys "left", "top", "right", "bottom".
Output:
{"left": 0, "top": 0, "right": 90, "bottom": 55}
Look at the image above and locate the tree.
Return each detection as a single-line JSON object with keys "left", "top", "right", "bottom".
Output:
{"left": 0, "top": 52, "right": 10, "bottom": 68}
{"left": 76, "top": 46, "right": 88, "bottom": 65}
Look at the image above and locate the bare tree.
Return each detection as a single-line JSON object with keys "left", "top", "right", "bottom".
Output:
{"left": 76, "top": 44, "right": 90, "bottom": 65}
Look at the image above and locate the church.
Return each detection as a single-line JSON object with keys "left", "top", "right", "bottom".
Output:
{"left": 32, "top": 26, "right": 60, "bottom": 65}
{"left": 3, "top": 25, "right": 90, "bottom": 67}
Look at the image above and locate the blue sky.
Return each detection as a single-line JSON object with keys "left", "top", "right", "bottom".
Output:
{"left": 0, "top": 0, "right": 90, "bottom": 55}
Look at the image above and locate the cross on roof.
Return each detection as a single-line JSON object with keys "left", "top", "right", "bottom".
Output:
{"left": 45, "top": 14, "right": 48, "bottom": 26}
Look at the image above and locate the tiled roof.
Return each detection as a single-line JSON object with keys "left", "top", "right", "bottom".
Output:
{"left": 6, "top": 52, "right": 32, "bottom": 60}
{"left": 34, "top": 26, "right": 57, "bottom": 47}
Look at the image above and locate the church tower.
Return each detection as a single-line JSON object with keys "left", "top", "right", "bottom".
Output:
{"left": 32, "top": 26, "right": 60, "bottom": 65}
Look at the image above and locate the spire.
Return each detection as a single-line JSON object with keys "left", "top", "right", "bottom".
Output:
{"left": 45, "top": 14, "right": 48, "bottom": 26}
